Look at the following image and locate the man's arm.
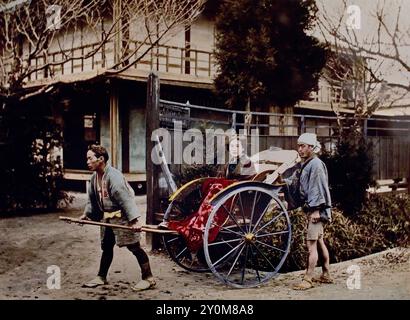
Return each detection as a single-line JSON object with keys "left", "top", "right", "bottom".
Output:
{"left": 128, "top": 218, "right": 142, "bottom": 232}
{"left": 309, "top": 210, "right": 321, "bottom": 223}
{"left": 80, "top": 180, "right": 94, "bottom": 220}
{"left": 109, "top": 175, "right": 141, "bottom": 222}
{"left": 304, "top": 161, "right": 332, "bottom": 222}
{"left": 305, "top": 162, "right": 330, "bottom": 208}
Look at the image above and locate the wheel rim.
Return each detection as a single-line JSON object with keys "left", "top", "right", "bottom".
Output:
{"left": 203, "top": 186, "right": 291, "bottom": 288}
{"left": 162, "top": 182, "right": 209, "bottom": 273}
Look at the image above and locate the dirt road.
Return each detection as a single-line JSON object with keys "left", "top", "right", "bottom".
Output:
{"left": 1, "top": 193, "right": 409, "bottom": 300}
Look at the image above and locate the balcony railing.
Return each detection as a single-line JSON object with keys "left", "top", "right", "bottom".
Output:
{"left": 309, "top": 84, "right": 346, "bottom": 104}
{"left": 1, "top": 41, "right": 351, "bottom": 107}
{"left": 10, "top": 40, "right": 215, "bottom": 83}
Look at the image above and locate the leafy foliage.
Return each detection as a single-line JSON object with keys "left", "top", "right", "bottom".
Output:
{"left": 176, "top": 164, "right": 220, "bottom": 186}
{"left": 355, "top": 193, "right": 410, "bottom": 247}
{"left": 174, "top": 121, "right": 223, "bottom": 186}
{"left": 282, "top": 193, "right": 410, "bottom": 272}
{"left": 214, "top": 0, "right": 328, "bottom": 110}
{"left": 0, "top": 103, "right": 72, "bottom": 213}
{"left": 321, "top": 131, "right": 374, "bottom": 216}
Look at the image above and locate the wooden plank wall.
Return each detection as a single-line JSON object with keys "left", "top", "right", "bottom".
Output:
{"left": 163, "top": 132, "right": 410, "bottom": 181}
{"left": 369, "top": 136, "right": 410, "bottom": 180}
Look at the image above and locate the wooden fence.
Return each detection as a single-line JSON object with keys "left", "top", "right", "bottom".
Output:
{"left": 158, "top": 99, "right": 410, "bottom": 181}
{"left": 145, "top": 73, "right": 410, "bottom": 247}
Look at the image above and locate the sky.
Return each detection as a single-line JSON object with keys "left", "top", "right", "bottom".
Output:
{"left": 314, "top": 0, "right": 410, "bottom": 101}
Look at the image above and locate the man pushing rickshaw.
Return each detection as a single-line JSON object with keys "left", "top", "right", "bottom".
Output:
{"left": 61, "top": 132, "right": 332, "bottom": 290}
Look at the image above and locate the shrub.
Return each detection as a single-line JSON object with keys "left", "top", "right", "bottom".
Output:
{"left": 176, "top": 164, "right": 220, "bottom": 186}
{"left": 279, "top": 208, "right": 366, "bottom": 272}
{"left": 281, "top": 193, "right": 409, "bottom": 272}
{"left": 321, "top": 131, "right": 374, "bottom": 216}
{"left": 355, "top": 193, "right": 410, "bottom": 247}
{"left": 29, "top": 124, "right": 74, "bottom": 210}
{"left": 0, "top": 111, "right": 73, "bottom": 213}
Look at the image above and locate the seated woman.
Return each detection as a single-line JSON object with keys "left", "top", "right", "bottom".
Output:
{"left": 217, "top": 135, "right": 257, "bottom": 180}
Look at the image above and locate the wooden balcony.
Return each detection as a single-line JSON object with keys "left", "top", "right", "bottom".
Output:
{"left": 3, "top": 40, "right": 216, "bottom": 89}
{"left": 2, "top": 40, "right": 354, "bottom": 103}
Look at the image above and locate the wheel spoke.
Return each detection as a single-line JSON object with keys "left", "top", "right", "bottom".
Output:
{"left": 221, "top": 204, "right": 247, "bottom": 233}
{"left": 226, "top": 243, "right": 246, "bottom": 279}
{"left": 250, "top": 242, "right": 278, "bottom": 271}
{"left": 232, "top": 194, "right": 248, "bottom": 233}
{"left": 210, "top": 222, "right": 245, "bottom": 238}
{"left": 165, "top": 236, "right": 180, "bottom": 244}
{"left": 238, "top": 193, "right": 247, "bottom": 231}
{"left": 240, "top": 244, "right": 249, "bottom": 284}
{"left": 255, "top": 230, "right": 289, "bottom": 238}
{"left": 175, "top": 246, "right": 189, "bottom": 259}
{"left": 248, "top": 244, "right": 262, "bottom": 282}
{"left": 250, "top": 198, "right": 274, "bottom": 234}
{"left": 254, "top": 239, "right": 287, "bottom": 253}
{"left": 208, "top": 237, "right": 242, "bottom": 247}
{"left": 254, "top": 211, "right": 285, "bottom": 234}
{"left": 211, "top": 241, "right": 245, "bottom": 268}
{"left": 248, "top": 191, "right": 258, "bottom": 234}
{"left": 173, "top": 201, "right": 186, "bottom": 215}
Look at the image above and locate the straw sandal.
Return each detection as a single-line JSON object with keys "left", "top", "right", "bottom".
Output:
{"left": 82, "top": 276, "right": 108, "bottom": 288}
{"left": 293, "top": 277, "right": 314, "bottom": 290}
{"left": 131, "top": 277, "right": 156, "bottom": 292}
{"left": 312, "top": 274, "right": 334, "bottom": 284}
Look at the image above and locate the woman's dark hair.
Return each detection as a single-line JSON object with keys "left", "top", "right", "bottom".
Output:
{"left": 88, "top": 144, "right": 109, "bottom": 163}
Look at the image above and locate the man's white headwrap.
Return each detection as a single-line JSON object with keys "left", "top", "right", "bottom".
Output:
{"left": 297, "top": 133, "right": 321, "bottom": 154}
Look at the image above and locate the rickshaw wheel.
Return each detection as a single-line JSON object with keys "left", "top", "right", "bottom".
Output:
{"left": 162, "top": 179, "right": 209, "bottom": 273}
{"left": 203, "top": 183, "right": 291, "bottom": 288}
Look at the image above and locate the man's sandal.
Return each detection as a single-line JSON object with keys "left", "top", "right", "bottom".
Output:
{"left": 293, "top": 277, "right": 314, "bottom": 290}
{"left": 131, "top": 277, "right": 156, "bottom": 292}
{"left": 312, "top": 275, "right": 334, "bottom": 284}
{"left": 82, "top": 276, "right": 108, "bottom": 288}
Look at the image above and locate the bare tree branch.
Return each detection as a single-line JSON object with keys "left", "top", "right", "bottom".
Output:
{"left": 0, "top": 0, "right": 206, "bottom": 102}
{"left": 317, "top": 0, "right": 410, "bottom": 124}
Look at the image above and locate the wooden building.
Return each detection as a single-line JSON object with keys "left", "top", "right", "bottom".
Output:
{"left": 4, "top": 3, "right": 408, "bottom": 188}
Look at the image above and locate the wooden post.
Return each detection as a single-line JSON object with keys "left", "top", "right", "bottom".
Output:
{"left": 81, "top": 47, "right": 84, "bottom": 71}
{"left": 300, "top": 116, "right": 305, "bottom": 135}
{"left": 145, "top": 72, "right": 160, "bottom": 249}
{"left": 113, "top": 0, "right": 122, "bottom": 67}
{"left": 407, "top": 175, "right": 410, "bottom": 195}
{"left": 166, "top": 47, "right": 169, "bottom": 72}
{"left": 194, "top": 50, "right": 198, "bottom": 76}
{"left": 364, "top": 118, "right": 368, "bottom": 139}
{"left": 28, "top": 42, "right": 32, "bottom": 81}
{"left": 231, "top": 113, "right": 236, "bottom": 130}
{"left": 208, "top": 52, "right": 211, "bottom": 77}
{"left": 109, "top": 84, "right": 120, "bottom": 168}
{"left": 71, "top": 48, "right": 74, "bottom": 73}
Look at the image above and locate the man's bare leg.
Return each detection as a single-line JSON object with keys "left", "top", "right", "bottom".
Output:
{"left": 305, "top": 240, "right": 318, "bottom": 279}
{"left": 317, "top": 238, "right": 332, "bottom": 280}
{"left": 293, "top": 240, "right": 318, "bottom": 290}
{"left": 311, "top": 237, "right": 333, "bottom": 284}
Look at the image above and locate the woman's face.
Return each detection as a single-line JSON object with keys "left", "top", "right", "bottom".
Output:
{"left": 229, "top": 139, "right": 244, "bottom": 158}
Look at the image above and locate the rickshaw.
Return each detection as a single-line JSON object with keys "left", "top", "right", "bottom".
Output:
{"left": 60, "top": 146, "right": 301, "bottom": 289}
{"left": 161, "top": 148, "right": 300, "bottom": 288}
